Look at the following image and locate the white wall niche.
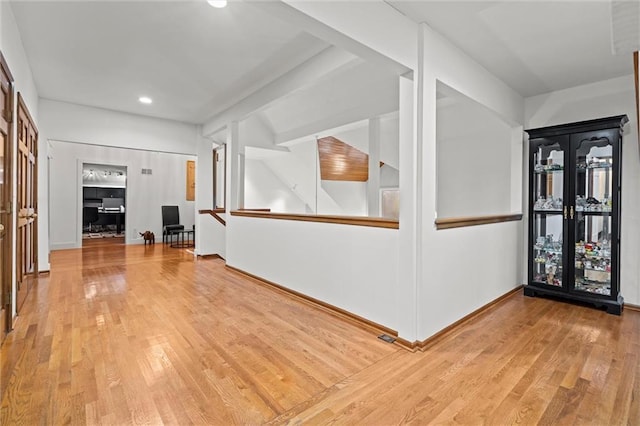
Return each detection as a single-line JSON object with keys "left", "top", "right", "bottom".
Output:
{"left": 436, "top": 80, "right": 522, "bottom": 219}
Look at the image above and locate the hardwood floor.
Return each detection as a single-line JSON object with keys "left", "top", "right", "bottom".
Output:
{"left": 1, "top": 244, "right": 639, "bottom": 424}
{"left": 82, "top": 236, "right": 125, "bottom": 248}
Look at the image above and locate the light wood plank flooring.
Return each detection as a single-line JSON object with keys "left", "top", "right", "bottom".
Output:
{"left": 1, "top": 244, "right": 638, "bottom": 424}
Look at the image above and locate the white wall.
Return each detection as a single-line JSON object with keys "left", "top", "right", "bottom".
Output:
{"left": 418, "top": 23, "right": 525, "bottom": 340}
{"left": 227, "top": 215, "right": 399, "bottom": 330}
{"left": 39, "top": 99, "right": 197, "bottom": 155}
{"left": 1, "top": 1, "right": 39, "bottom": 318}
{"left": 525, "top": 75, "right": 639, "bottom": 306}
{"left": 319, "top": 181, "right": 367, "bottom": 216}
{"left": 261, "top": 140, "right": 317, "bottom": 211}
{"left": 330, "top": 116, "right": 400, "bottom": 170}
{"left": 39, "top": 100, "right": 198, "bottom": 261}
{"left": 194, "top": 135, "right": 224, "bottom": 257}
{"left": 436, "top": 94, "right": 515, "bottom": 218}
{"left": 49, "top": 140, "right": 195, "bottom": 250}
{"left": 244, "top": 158, "right": 307, "bottom": 212}
{"left": 0, "top": 3, "right": 38, "bottom": 112}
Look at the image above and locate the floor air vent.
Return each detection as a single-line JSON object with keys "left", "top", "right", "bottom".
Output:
{"left": 378, "top": 334, "right": 396, "bottom": 343}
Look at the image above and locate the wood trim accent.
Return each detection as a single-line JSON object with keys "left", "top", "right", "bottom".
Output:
{"left": 634, "top": 51, "right": 638, "bottom": 135}
{"left": 0, "top": 49, "right": 14, "bottom": 339}
{"left": 238, "top": 208, "right": 271, "bottom": 212}
{"left": 226, "top": 265, "right": 399, "bottom": 338}
{"left": 395, "top": 286, "right": 525, "bottom": 352}
{"left": 198, "top": 209, "right": 226, "bottom": 226}
{"left": 318, "top": 136, "right": 370, "bottom": 181}
{"left": 16, "top": 92, "right": 38, "bottom": 314}
{"left": 17, "top": 93, "right": 38, "bottom": 134}
{"left": 0, "top": 51, "right": 14, "bottom": 82}
{"left": 186, "top": 160, "right": 195, "bottom": 201}
{"left": 625, "top": 303, "right": 640, "bottom": 313}
{"left": 435, "top": 213, "right": 522, "bottom": 230}
{"left": 196, "top": 253, "right": 224, "bottom": 260}
{"left": 230, "top": 210, "right": 399, "bottom": 229}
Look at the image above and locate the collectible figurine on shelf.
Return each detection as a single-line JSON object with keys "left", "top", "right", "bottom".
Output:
{"left": 546, "top": 264, "right": 557, "bottom": 285}
{"left": 542, "top": 198, "right": 555, "bottom": 210}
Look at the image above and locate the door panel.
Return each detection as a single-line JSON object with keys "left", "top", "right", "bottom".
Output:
{"left": 529, "top": 136, "right": 569, "bottom": 290}
{"left": 0, "top": 52, "right": 13, "bottom": 342}
{"left": 570, "top": 130, "right": 617, "bottom": 298}
{"left": 16, "top": 94, "right": 37, "bottom": 313}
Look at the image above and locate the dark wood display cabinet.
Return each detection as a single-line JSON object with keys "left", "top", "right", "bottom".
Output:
{"left": 524, "top": 115, "right": 628, "bottom": 314}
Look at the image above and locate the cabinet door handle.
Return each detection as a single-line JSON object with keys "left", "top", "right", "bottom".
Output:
{"left": 570, "top": 206, "right": 574, "bottom": 219}
{"left": 564, "top": 206, "right": 568, "bottom": 219}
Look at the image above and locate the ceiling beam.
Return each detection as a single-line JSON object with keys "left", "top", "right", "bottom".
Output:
{"left": 248, "top": 0, "right": 413, "bottom": 74}
{"left": 275, "top": 96, "right": 397, "bottom": 146}
{"left": 201, "top": 46, "right": 357, "bottom": 137}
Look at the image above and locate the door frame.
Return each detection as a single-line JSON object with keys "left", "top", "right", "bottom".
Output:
{"left": 16, "top": 93, "right": 38, "bottom": 314}
{"left": 0, "top": 51, "right": 14, "bottom": 338}
{"left": 76, "top": 159, "right": 129, "bottom": 246}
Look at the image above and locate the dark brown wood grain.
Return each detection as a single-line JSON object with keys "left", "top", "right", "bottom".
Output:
{"left": 0, "top": 49, "right": 14, "bottom": 347}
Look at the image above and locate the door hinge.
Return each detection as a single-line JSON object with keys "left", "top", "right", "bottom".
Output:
{"left": 7, "top": 200, "right": 11, "bottom": 215}
{"left": 4, "top": 291, "right": 10, "bottom": 306}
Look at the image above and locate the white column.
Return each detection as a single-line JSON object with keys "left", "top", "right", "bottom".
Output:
{"left": 226, "top": 121, "right": 240, "bottom": 212}
{"left": 367, "top": 117, "right": 381, "bottom": 216}
{"left": 396, "top": 72, "right": 419, "bottom": 342}
{"left": 194, "top": 128, "right": 213, "bottom": 255}
{"left": 238, "top": 152, "right": 245, "bottom": 209}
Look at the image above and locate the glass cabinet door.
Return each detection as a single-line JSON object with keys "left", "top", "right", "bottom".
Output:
{"left": 573, "top": 136, "right": 614, "bottom": 296}
{"left": 531, "top": 141, "right": 566, "bottom": 287}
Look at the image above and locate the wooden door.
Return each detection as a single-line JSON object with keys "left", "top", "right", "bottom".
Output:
{"left": 16, "top": 94, "right": 37, "bottom": 312}
{"left": 0, "top": 53, "right": 13, "bottom": 340}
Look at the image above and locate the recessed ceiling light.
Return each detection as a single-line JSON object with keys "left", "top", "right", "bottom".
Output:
{"left": 139, "top": 96, "right": 153, "bottom": 105}
{"left": 207, "top": 0, "right": 227, "bottom": 8}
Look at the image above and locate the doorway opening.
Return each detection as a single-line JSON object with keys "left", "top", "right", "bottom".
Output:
{"left": 82, "top": 163, "right": 127, "bottom": 247}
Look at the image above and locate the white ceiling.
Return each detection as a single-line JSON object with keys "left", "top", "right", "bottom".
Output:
{"left": 9, "top": 0, "right": 329, "bottom": 124}
{"left": 9, "top": 0, "right": 636, "bottom": 128}
{"left": 389, "top": 1, "right": 635, "bottom": 97}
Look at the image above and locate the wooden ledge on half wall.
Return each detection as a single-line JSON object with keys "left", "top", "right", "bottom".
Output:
{"left": 230, "top": 210, "right": 399, "bottom": 229}
{"left": 198, "top": 209, "right": 227, "bottom": 226}
{"left": 435, "top": 213, "right": 523, "bottom": 230}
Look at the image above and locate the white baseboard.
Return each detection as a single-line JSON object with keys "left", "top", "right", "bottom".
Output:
{"left": 50, "top": 242, "right": 80, "bottom": 250}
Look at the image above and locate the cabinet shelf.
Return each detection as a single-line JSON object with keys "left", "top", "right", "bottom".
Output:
{"left": 525, "top": 115, "right": 627, "bottom": 315}
{"left": 534, "top": 169, "right": 564, "bottom": 174}
{"left": 576, "top": 164, "right": 612, "bottom": 171}
{"left": 575, "top": 210, "right": 612, "bottom": 216}
{"left": 533, "top": 209, "right": 563, "bottom": 214}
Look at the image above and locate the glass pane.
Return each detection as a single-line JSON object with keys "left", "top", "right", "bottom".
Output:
{"left": 574, "top": 139, "right": 612, "bottom": 296}
{"left": 532, "top": 215, "right": 563, "bottom": 286}
{"left": 531, "top": 142, "right": 564, "bottom": 287}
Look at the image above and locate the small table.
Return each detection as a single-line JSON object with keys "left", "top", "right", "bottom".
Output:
{"left": 170, "top": 229, "right": 194, "bottom": 248}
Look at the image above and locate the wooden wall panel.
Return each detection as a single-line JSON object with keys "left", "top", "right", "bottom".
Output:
{"left": 186, "top": 160, "right": 195, "bottom": 201}
{"left": 318, "top": 136, "right": 369, "bottom": 182}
